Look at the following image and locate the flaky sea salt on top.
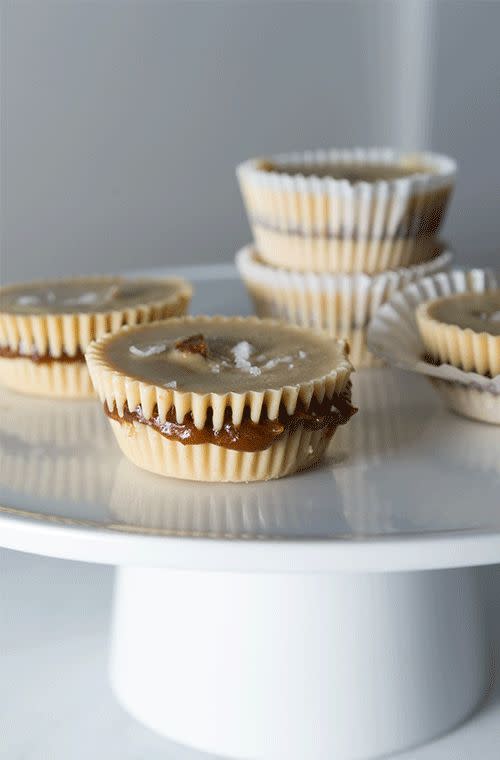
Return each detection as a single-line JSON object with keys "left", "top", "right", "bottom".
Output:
{"left": 16, "top": 294, "right": 41, "bottom": 306}
{"left": 129, "top": 342, "right": 168, "bottom": 358}
{"left": 63, "top": 291, "right": 100, "bottom": 306}
{"left": 231, "top": 341, "right": 262, "bottom": 376}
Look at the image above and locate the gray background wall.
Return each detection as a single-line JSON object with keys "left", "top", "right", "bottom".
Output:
{"left": 1, "top": 0, "right": 499, "bottom": 283}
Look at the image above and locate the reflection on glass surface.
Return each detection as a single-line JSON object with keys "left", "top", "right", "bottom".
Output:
{"left": 110, "top": 456, "right": 349, "bottom": 539}
{"left": 0, "top": 370, "right": 499, "bottom": 540}
{"left": 419, "top": 412, "right": 500, "bottom": 474}
{"left": 334, "top": 370, "right": 500, "bottom": 536}
{"left": 335, "top": 368, "right": 432, "bottom": 465}
{"left": 0, "top": 386, "right": 117, "bottom": 516}
{"left": 334, "top": 368, "right": 433, "bottom": 535}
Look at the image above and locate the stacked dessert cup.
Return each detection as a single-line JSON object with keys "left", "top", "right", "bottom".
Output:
{"left": 236, "top": 148, "right": 456, "bottom": 368}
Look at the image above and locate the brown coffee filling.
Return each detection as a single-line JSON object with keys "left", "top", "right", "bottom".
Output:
{"left": 0, "top": 345, "right": 85, "bottom": 364}
{"left": 105, "top": 382, "right": 357, "bottom": 453}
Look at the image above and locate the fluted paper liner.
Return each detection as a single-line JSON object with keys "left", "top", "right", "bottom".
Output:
{"left": 416, "top": 293, "right": 500, "bottom": 377}
{"left": 109, "top": 419, "right": 333, "bottom": 482}
{"left": 0, "top": 275, "right": 192, "bottom": 356}
{"left": 0, "top": 356, "right": 95, "bottom": 397}
{"left": 428, "top": 378, "right": 500, "bottom": 425}
{"left": 237, "top": 245, "right": 452, "bottom": 368}
{"left": 367, "top": 269, "right": 500, "bottom": 424}
{"left": 0, "top": 275, "right": 192, "bottom": 397}
{"left": 237, "top": 148, "right": 456, "bottom": 273}
{"left": 87, "top": 315, "right": 352, "bottom": 427}
{"left": 86, "top": 315, "right": 353, "bottom": 481}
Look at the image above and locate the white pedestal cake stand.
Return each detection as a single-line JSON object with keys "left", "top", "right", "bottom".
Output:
{"left": 1, "top": 265, "right": 499, "bottom": 760}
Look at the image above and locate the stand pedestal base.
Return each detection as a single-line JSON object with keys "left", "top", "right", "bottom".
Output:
{"left": 110, "top": 567, "right": 488, "bottom": 760}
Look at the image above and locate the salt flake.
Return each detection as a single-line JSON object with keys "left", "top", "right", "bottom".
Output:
{"left": 129, "top": 342, "right": 168, "bottom": 357}
{"left": 16, "top": 295, "right": 41, "bottom": 306}
{"left": 231, "top": 341, "right": 262, "bottom": 375}
{"left": 263, "top": 355, "right": 293, "bottom": 370}
{"left": 231, "top": 341, "right": 254, "bottom": 364}
{"left": 63, "top": 291, "right": 99, "bottom": 306}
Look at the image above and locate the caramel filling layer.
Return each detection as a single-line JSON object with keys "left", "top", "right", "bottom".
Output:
{"left": 0, "top": 346, "right": 85, "bottom": 364}
{"left": 105, "top": 383, "right": 357, "bottom": 453}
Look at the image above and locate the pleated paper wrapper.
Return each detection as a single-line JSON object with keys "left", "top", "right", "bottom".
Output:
{"left": 85, "top": 315, "right": 353, "bottom": 483}
{"left": 237, "top": 245, "right": 452, "bottom": 369}
{"left": 237, "top": 148, "right": 456, "bottom": 273}
{"left": 0, "top": 276, "right": 192, "bottom": 398}
{"left": 416, "top": 293, "right": 500, "bottom": 377}
{"left": 367, "top": 269, "right": 500, "bottom": 424}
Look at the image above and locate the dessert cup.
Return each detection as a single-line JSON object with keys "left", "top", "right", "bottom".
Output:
{"left": 237, "top": 148, "right": 456, "bottom": 274}
{"left": 86, "top": 315, "right": 356, "bottom": 482}
{"left": 237, "top": 245, "right": 452, "bottom": 368}
{"left": 0, "top": 275, "right": 192, "bottom": 398}
{"left": 416, "top": 290, "right": 500, "bottom": 377}
{"left": 367, "top": 269, "right": 500, "bottom": 424}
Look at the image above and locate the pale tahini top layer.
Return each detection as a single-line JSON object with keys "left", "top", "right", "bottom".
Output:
{"left": 427, "top": 290, "right": 500, "bottom": 336}
{"left": 258, "top": 159, "right": 436, "bottom": 182}
{"left": 102, "top": 318, "right": 349, "bottom": 394}
{"left": 0, "top": 277, "right": 185, "bottom": 315}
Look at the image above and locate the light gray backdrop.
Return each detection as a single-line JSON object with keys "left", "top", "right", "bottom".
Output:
{"left": 1, "top": 0, "right": 499, "bottom": 283}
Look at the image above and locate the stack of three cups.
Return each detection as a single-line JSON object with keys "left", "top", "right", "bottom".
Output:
{"left": 236, "top": 148, "right": 456, "bottom": 368}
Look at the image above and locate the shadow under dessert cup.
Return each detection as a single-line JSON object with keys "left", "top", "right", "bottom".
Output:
{"left": 237, "top": 148, "right": 456, "bottom": 274}
{"left": 0, "top": 275, "right": 192, "bottom": 398}
{"left": 367, "top": 269, "right": 500, "bottom": 424}
{"left": 236, "top": 244, "right": 452, "bottom": 368}
{"left": 85, "top": 315, "right": 356, "bottom": 482}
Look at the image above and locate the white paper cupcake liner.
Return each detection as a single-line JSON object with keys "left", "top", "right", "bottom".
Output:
{"left": 367, "top": 269, "right": 500, "bottom": 424}
{"left": 416, "top": 291, "right": 500, "bottom": 377}
{"left": 428, "top": 377, "right": 500, "bottom": 425}
{"left": 236, "top": 245, "right": 452, "bottom": 368}
{"left": 0, "top": 356, "right": 96, "bottom": 398}
{"left": 0, "top": 276, "right": 192, "bottom": 398}
{"left": 86, "top": 314, "right": 352, "bottom": 431}
{"left": 237, "top": 148, "right": 456, "bottom": 273}
{"left": 0, "top": 276, "right": 192, "bottom": 357}
{"left": 108, "top": 417, "right": 333, "bottom": 483}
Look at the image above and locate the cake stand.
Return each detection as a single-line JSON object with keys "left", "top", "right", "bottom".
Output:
{"left": 1, "top": 264, "right": 499, "bottom": 760}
